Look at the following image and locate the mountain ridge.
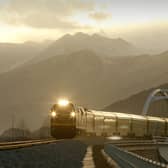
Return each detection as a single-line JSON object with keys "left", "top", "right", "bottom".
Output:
{"left": 104, "top": 82, "right": 168, "bottom": 118}
{"left": 0, "top": 42, "right": 49, "bottom": 73}
{"left": 28, "top": 32, "right": 140, "bottom": 65}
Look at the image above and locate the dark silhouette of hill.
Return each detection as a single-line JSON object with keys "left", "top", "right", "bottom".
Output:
{"left": 31, "top": 126, "right": 50, "bottom": 139}
{"left": 0, "top": 49, "right": 168, "bottom": 132}
{"left": 0, "top": 127, "right": 50, "bottom": 141}
{"left": 0, "top": 128, "right": 31, "bottom": 141}
{"left": 104, "top": 83, "right": 168, "bottom": 118}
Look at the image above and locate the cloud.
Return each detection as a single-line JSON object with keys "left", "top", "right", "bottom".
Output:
{"left": 89, "top": 11, "right": 111, "bottom": 21}
{"left": 0, "top": 0, "right": 95, "bottom": 29}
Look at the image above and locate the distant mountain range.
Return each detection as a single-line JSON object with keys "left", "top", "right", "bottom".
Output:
{"left": 28, "top": 32, "right": 140, "bottom": 64}
{"left": 0, "top": 32, "right": 140, "bottom": 73}
{"left": 0, "top": 33, "right": 168, "bottom": 132}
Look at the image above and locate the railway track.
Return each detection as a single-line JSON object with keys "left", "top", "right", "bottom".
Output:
{"left": 0, "top": 137, "right": 167, "bottom": 167}
{"left": 108, "top": 140, "right": 168, "bottom": 152}
{"left": 0, "top": 138, "right": 60, "bottom": 150}
{"left": 104, "top": 144, "right": 168, "bottom": 168}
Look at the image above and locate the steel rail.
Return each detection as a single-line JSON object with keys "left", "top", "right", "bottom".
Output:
{"left": 110, "top": 150, "right": 137, "bottom": 168}
{"left": 104, "top": 145, "right": 138, "bottom": 168}
{"left": 0, "top": 139, "right": 50, "bottom": 146}
{"left": 0, "top": 138, "right": 60, "bottom": 150}
{"left": 104, "top": 144, "right": 166, "bottom": 168}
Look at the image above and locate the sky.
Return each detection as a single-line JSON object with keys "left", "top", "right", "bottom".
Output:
{"left": 0, "top": 0, "right": 168, "bottom": 52}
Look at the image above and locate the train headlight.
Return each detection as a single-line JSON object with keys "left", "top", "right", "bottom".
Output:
{"left": 51, "top": 111, "right": 56, "bottom": 117}
{"left": 70, "top": 112, "right": 76, "bottom": 118}
{"left": 58, "top": 99, "right": 69, "bottom": 106}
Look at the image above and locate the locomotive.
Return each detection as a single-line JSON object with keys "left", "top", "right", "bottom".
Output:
{"left": 50, "top": 99, "right": 76, "bottom": 138}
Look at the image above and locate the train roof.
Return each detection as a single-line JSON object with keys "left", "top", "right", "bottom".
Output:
{"left": 89, "top": 110, "right": 168, "bottom": 122}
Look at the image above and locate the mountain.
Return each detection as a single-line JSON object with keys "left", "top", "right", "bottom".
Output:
{"left": 104, "top": 82, "right": 168, "bottom": 118}
{"left": 29, "top": 32, "right": 140, "bottom": 64}
{"left": 0, "top": 50, "right": 103, "bottom": 133}
{"left": 0, "top": 42, "right": 49, "bottom": 74}
{"left": 0, "top": 48, "right": 168, "bottom": 133}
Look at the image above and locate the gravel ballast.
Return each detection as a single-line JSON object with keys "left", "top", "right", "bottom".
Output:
{"left": 0, "top": 140, "right": 87, "bottom": 168}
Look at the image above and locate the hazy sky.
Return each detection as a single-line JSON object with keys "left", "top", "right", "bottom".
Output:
{"left": 0, "top": 0, "right": 167, "bottom": 52}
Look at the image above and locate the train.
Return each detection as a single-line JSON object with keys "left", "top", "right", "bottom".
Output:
{"left": 50, "top": 99, "right": 168, "bottom": 139}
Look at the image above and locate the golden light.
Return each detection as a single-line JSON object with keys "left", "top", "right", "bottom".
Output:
{"left": 107, "top": 136, "right": 122, "bottom": 140}
{"left": 51, "top": 111, "right": 56, "bottom": 117}
{"left": 58, "top": 99, "right": 69, "bottom": 106}
{"left": 104, "top": 118, "right": 116, "bottom": 122}
{"left": 147, "top": 116, "right": 165, "bottom": 122}
{"left": 70, "top": 112, "right": 76, "bottom": 118}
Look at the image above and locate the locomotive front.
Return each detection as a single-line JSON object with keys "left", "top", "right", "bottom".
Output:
{"left": 50, "top": 99, "right": 76, "bottom": 138}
